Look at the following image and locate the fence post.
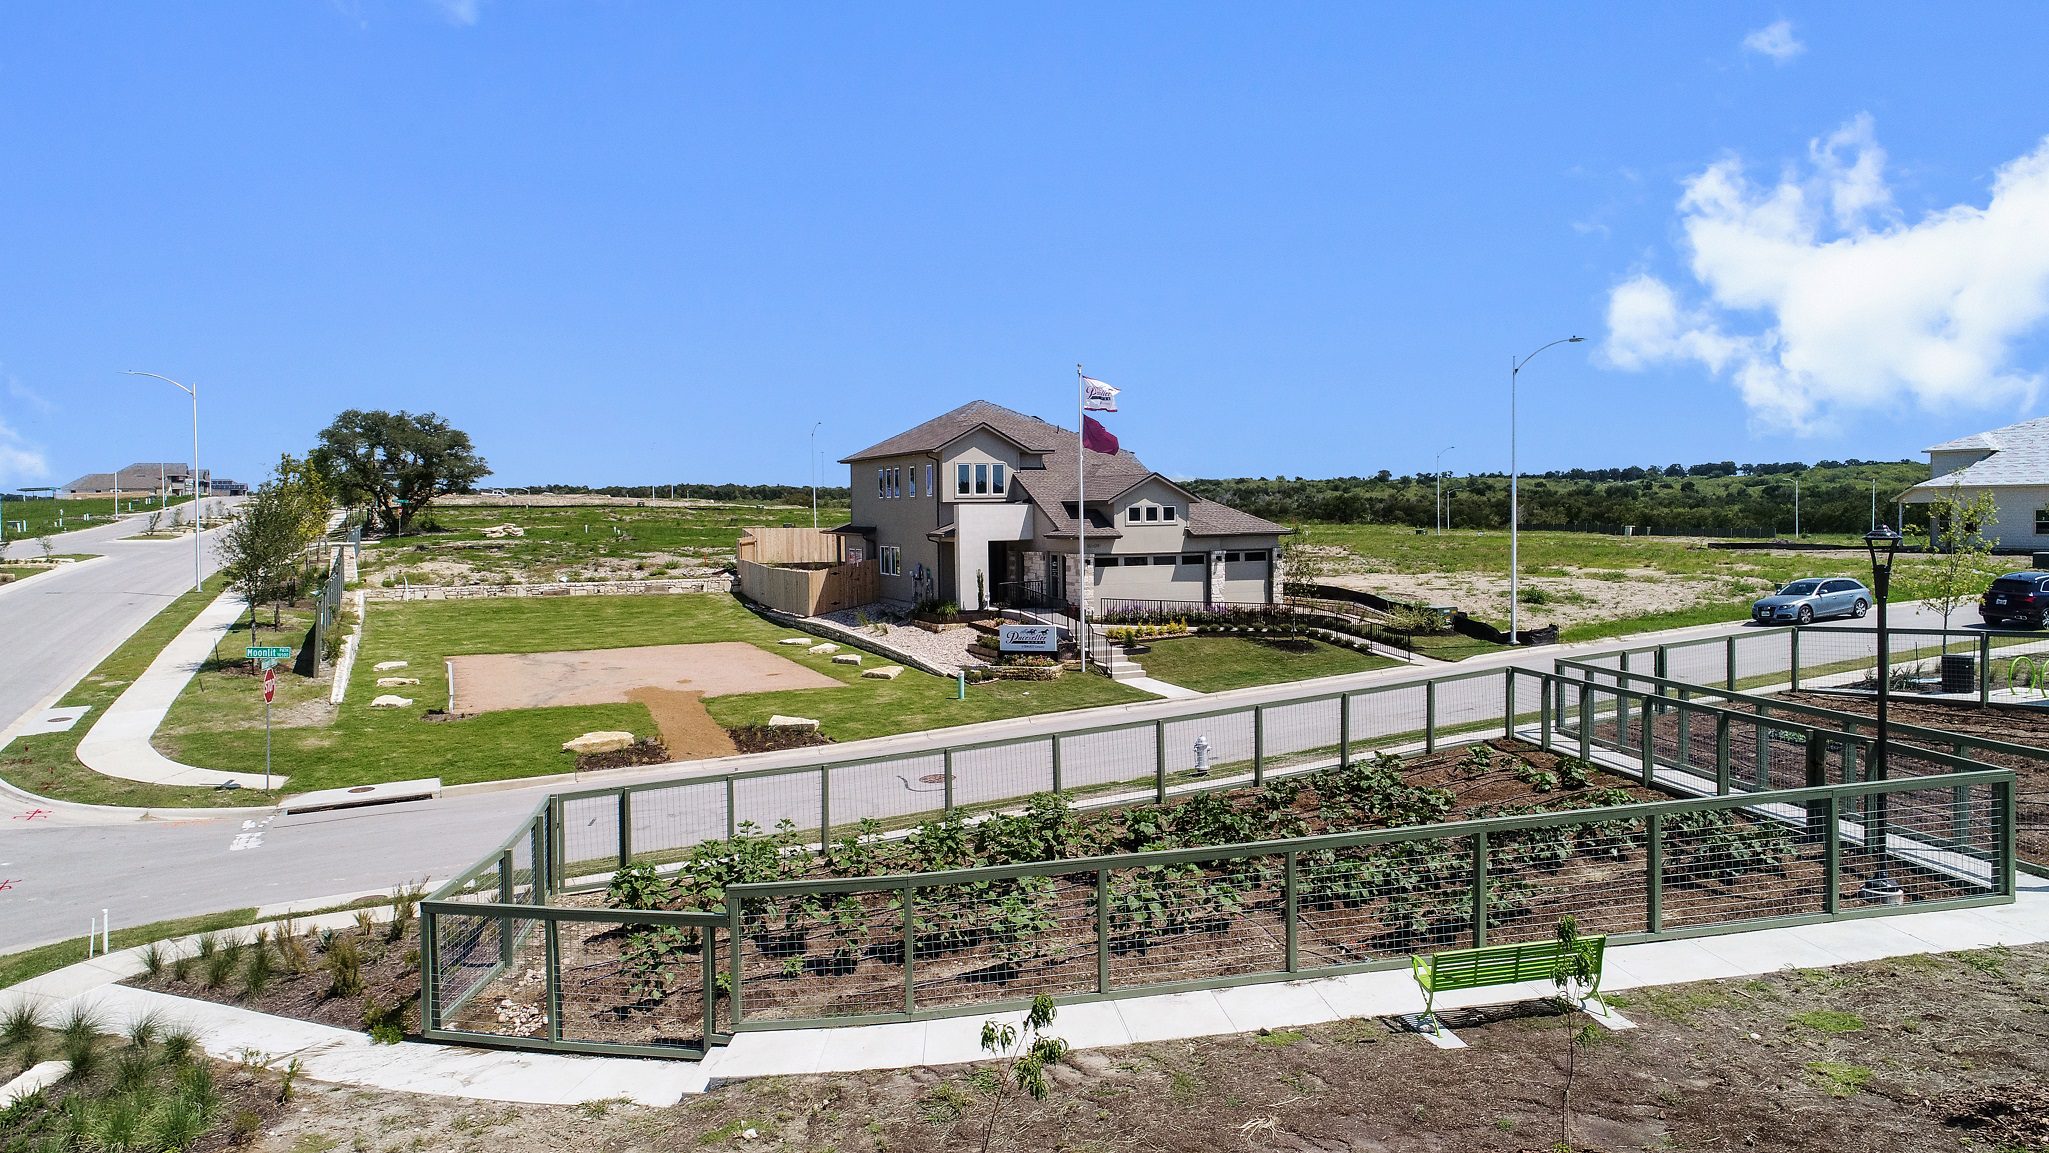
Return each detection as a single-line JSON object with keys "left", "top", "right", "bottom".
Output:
{"left": 819, "top": 766, "right": 831, "bottom": 849}
{"left": 1675, "top": 688, "right": 1691, "bottom": 768}
{"left": 544, "top": 915, "right": 562, "bottom": 1043}
{"left": 1576, "top": 683, "right": 1591, "bottom": 763}
{"left": 1714, "top": 713, "right": 1731, "bottom": 795}
{"left": 1154, "top": 720, "right": 1167, "bottom": 802}
{"left": 1980, "top": 632, "right": 1994, "bottom": 707}
{"left": 1638, "top": 696, "right": 1654, "bottom": 786}
{"left": 1425, "top": 681, "right": 1438, "bottom": 754}
{"left": 419, "top": 907, "right": 439, "bottom": 1032}
{"left": 1339, "top": 693, "right": 1352, "bottom": 768}
{"left": 1725, "top": 635, "right": 1737, "bottom": 691}
{"left": 497, "top": 851, "right": 514, "bottom": 967}
{"left": 1654, "top": 646, "right": 1668, "bottom": 684}
{"left": 1789, "top": 628, "right": 1801, "bottom": 692}
{"left": 531, "top": 816, "right": 549, "bottom": 899}
{"left": 548, "top": 795, "right": 565, "bottom": 888}
{"left": 1095, "top": 869, "right": 1111, "bottom": 993}
{"left": 1755, "top": 706, "right": 1771, "bottom": 790}
{"left": 1503, "top": 668, "right": 1515, "bottom": 738}
{"left": 1540, "top": 674, "right": 1553, "bottom": 750}
{"left": 1646, "top": 813, "right": 1663, "bottom": 933}
{"left": 1253, "top": 705, "right": 1265, "bottom": 786}
{"left": 1283, "top": 851, "right": 1299, "bottom": 975}
{"left": 1998, "top": 780, "right": 2017, "bottom": 896}
{"left": 617, "top": 790, "right": 632, "bottom": 870}
{"left": 1470, "top": 832, "right": 1489, "bottom": 949}
{"left": 1822, "top": 793, "right": 1841, "bottom": 914}
{"left": 944, "top": 749, "right": 956, "bottom": 814}
{"left": 701, "top": 924, "right": 718, "bottom": 1046}
{"left": 725, "top": 777, "right": 737, "bottom": 842}
{"left": 1050, "top": 735, "right": 1063, "bottom": 794}
{"left": 902, "top": 883, "right": 917, "bottom": 1015}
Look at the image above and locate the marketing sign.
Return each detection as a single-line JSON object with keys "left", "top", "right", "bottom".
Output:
{"left": 998, "top": 624, "right": 1059, "bottom": 653}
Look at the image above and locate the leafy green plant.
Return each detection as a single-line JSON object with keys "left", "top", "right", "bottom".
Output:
{"left": 324, "top": 935, "right": 365, "bottom": 998}
{"left": 620, "top": 924, "right": 697, "bottom": 1004}
{"left": 1513, "top": 761, "right": 1559, "bottom": 793}
{"left": 984, "top": 877, "right": 1058, "bottom": 975}
{"left": 1556, "top": 756, "right": 1592, "bottom": 790}
{"left": 975, "top": 995, "right": 1069, "bottom": 1153}
{"left": 606, "top": 861, "right": 673, "bottom": 912}
{"left": 1549, "top": 915, "right": 1603, "bottom": 1152}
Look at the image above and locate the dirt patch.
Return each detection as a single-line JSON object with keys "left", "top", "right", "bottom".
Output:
{"left": 625, "top": 687, "right": 737, "bottom": 759}
{"left": 729, "top": 724, "right": 836, "bottom": 754}
{"left": 1328, "top": 567, "right": 1761, "bottom": 631}
{"left": 449, "top": 642, "right": 842, "bottom": 713}
{"left": 253, "top": 944, "right": 2049, "bottom": 1153}
{"left": 576, "top": 737, "right": 673, "bottom": 771}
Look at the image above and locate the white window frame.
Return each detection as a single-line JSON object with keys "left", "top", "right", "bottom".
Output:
{"left": 877, "top": 469, "right": 885, "bottom": 499}
{"left": 908, "top": 468, "right": 917, "bottom": 499}
{"left": 992, "top": 463, "right": 1006, "bottom": 494}
{"left": 880, "top": 545, "right": 901, "bottom": 577}
{"left": 925, "top": 463, "right": 934, "bottom": 497}
{"left": 957, "top": 464, "right": 971, "bottom": 495}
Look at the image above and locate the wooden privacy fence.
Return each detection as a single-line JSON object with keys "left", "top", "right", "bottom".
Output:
{"left": 738, "top": 558, "right": 879, "bottom": 616}
{"left": 736, "top": 527, "right": 844, "bottom": 565}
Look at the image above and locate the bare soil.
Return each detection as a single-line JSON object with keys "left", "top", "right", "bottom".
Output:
{"left": 252, "top": 943, "right": 2049, "bottom": 1153}
{"left": 448, "top": 642, "right": 842, "bottom": 713}
{"left": 626, "top": 687, "right": 737, "bottom": 759}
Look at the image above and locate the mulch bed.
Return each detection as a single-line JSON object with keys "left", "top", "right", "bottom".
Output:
{"left": 124, "top": 919, "right": 422, "bottom": 1038}
{"left": 577, "top": 738, "right": 672, "bottom": 771}
{"left": 729, "top": 724, "right": 835, "bottom": 753}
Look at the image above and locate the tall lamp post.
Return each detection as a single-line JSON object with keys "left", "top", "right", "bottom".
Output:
{"left": 1434, "top": 445, "right": 1455, "bottom": 534}
{"left": 1508, "top": 337, "right": 1584, "bottom": 644}
{"left": 809, "top": 421, "right": 822, "bottom": 530}
{"left": 1860, "top": 525, "right": 1904, "bottom": 902}
{"left": 126, "top": 371, "right": 202, "bottom": 593}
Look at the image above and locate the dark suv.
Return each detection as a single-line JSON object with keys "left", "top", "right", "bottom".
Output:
{"left": 1981, "top": 571, "right": 2049, "bottom": 628}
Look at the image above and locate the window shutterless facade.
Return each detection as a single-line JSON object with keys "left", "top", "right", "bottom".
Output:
{"left": 925, "top": 464, "right": 934, "bottom": 497}
{"left": 880, "top": 546, "right": 901, "bottom": 576}
{"left": 991, "top": 464, "right": 1005, "bottom": 494}
{"left": 957, "top": 464, "right": 971, "bottom": 495}
{"left": 2037, "top": 507, "right": 2049, "bottom": 535}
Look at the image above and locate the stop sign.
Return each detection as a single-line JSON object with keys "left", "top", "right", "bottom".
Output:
{"left": 262, "top": 668, "right": 277, "bottom": 703}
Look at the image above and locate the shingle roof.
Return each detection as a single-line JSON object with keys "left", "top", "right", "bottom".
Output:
{"left": 1908, "top": 415, "right": 2049, "bottom": 497}
{"left": 1184, "top": 500, "right": 1291, "bottom": 537}
{"left": 841, "top": 400, "right": 1065, "bottom": 463}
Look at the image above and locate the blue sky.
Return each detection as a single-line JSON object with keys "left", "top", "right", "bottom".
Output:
{"left": 3, "top": 4, "right": 2048, "bottom": 490}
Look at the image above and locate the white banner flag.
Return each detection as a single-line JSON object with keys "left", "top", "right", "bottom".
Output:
{"left": 1081, "top": 375, "right": 1119, "bottom": 412}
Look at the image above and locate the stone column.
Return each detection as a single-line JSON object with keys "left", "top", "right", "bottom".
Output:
{"left": 1207, "top": 550, "right": 1226, "bottom": 608}
{"left": 1268, "top": 546, "right": 1287, "bottom": 605}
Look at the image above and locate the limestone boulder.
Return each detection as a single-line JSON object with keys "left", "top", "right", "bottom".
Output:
{"left": 807, "top": 642, "right": 839, "bottom": 655}
{"left": 861, "top": 665, "right": 906, "bottom": 680}
{"left": 373, "top": 660, "right": 409, "bottom": 672}
{"left": 768, "top": 715, "right": 819, "bottom": 730}
{"left": 563, "top": 731, "right": 635, "bottom": 755}
{"left": 831, "top": 653, "right": 863, "bottom": 665}
{"left": 377, "top": 677, "right": 422, "bottom": 687}
{"left": 777, "top": 637, "right": 811, "bottom": 646}
{"left": 369, "top": 695, "right": 415, "bottom": 709}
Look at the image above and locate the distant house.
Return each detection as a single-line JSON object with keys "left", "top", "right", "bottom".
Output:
{"left": 835, "top": 400, "right": 1290, "bottom": 611}
{"left": 61, "top": 462, "right": 211, "bottom": 499}
{"left": 1904, "top": 416, "right": 2049, "bottom": 549}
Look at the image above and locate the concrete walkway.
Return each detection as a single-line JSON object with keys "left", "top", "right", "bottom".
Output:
{"left": 75, "top": 591, "right": 286, "bottom": 790}
{"left": 4, "top": 878, "right": 2041, "bottom": 1107}
{"left": 1120, "top": 675, "right": 1203, "bottom": 699}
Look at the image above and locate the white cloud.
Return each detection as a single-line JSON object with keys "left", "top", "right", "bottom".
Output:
{"left": 0, "top": 415, "right": 49, "bottom": 488}
{"left": 1742, "top": 19, "right": 1806, "bottom": 64}
{"left": 430, "top": 0, "right": 481, "bottom": 26}
{"left": 1603, "top": 118, "right": 2049, "bottom": 433}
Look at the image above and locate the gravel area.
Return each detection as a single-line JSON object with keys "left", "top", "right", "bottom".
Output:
{"left": 816, "top": 607, "right": 987, "bottom": 675}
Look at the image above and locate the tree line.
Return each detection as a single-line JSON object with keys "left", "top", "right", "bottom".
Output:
{"left": 1183, "top": 460, "right": 1933, "bottom": 535}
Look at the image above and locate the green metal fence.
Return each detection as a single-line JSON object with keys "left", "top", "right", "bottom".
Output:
{"left": 417, "top": 662, "right": 2019, "bottom": 1057}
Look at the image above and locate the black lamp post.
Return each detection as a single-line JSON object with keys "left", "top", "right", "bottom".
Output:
{"left": 1860, "top": 525, "right": 1904, "bottom": 902}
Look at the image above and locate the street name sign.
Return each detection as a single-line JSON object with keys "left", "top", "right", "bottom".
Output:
{"left": 247, "top": 646, "right": 292, "bottom": 660}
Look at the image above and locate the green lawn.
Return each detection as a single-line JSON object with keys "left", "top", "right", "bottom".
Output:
{"left": 0, "top": 494, "right": 193, "bottom": 539}
{"left": 1135, "top": 635, "right": 1401, "bottom": 693}
{"left": 160, "top": 592, "right": 1152, "bottom": 792}
{"left": 0, "top": 576, "right": 279, "bottom": 808}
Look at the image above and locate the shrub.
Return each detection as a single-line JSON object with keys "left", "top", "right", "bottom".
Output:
{"left": 243, "top": 944, "right": 277, "bottom": 997}
{"left": 606, "top": 862, "right": 672, "bottom": 911}
{"left": 325, "top": 936, "right": 365, "bottom": 998}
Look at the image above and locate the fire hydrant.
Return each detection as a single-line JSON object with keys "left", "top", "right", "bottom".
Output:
{"left": 1193, "top": 734, "right": 1212, "bottom": 777}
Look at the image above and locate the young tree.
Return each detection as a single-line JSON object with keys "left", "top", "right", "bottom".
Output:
{"left": 216, "top": 481, "right": 307, "bottom": 628}
{"left": 310, "top": 410, "right": 489, "bottom": 535}
{"left": 1549, "top": 915, "right": 1602, "bottom": 1153}
{"left": 1899, "top": 482, "right": 2001, "bottom": 631}
{"left": 976, "top": 994, "right": 1069, "bottom": 1153}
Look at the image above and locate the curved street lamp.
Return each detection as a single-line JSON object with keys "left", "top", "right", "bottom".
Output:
{"left": 1434, "top": 445, "right": 1455, "bottom": 534}
{"left": 1508, "top": 337, "right": 1584, "bottom": 644}
{"left": 1859, "top": 525, "right": 1905, "bottom": 902}
{"left": 126, "top": 371, "right": 201, "bottom": 592}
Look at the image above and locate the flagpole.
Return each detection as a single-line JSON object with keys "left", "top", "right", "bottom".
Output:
{"left": 1076, "top": 363, "right": 1087, "bottom": 673}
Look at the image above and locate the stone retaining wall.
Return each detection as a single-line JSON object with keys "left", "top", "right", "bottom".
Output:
{"left": 362, "top": 577, "right": 733, "bottom": 602}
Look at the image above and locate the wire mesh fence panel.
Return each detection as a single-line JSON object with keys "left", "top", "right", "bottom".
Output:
{"left": 507, "top": 817, "right": 540, "bottom": 903}
{"left": 949, "top": 738, "right": 1056, "bottom": 812}
{"left": 733, "top": 771, "right": 826, "bottom": 842}
{"left": 628, "top": 779, "right": 729, "bottom": 865}
{"left": 1163, "top": 711, "right": 1255, "bottom": 785}
{"left": 1663, "top": 640, "right": 1726, "bottom": 690}
{"left": 1657, "top": 801, "right": 1827, "bottom": 930}
{"left": 1346, "top": 682, "right": 1428, "bottom": 755}
{"left": 1839, "top": 782, "right": 2003, "bottom": 906}
{"left": 908, "top": 874, "right": 1100, "bottom": 1011}
{"left": 1509, "top": 673, "right": 1546, "bottom": 737}
{"left": 431, "top": 909, "right": 547, "bottom": 1040}
{"left": 829, "top": 752, "right": 945, "bottom": 831}
{"left": 552, "top": 912, "right": 710, "bottom": 1050}
{"left": 1431, "top": 672, "right": 1509, "bottom": 743}
{"left": 1781, "top": 627, "right": 1877, "bottom": 691}
{"left": 1059, "top": 724, "right": 1162, "bottom": 797}
{"left": 1484, "top": 814, "right": 1651, "bottom": 944}
{"left": 1105, "top": 854, "right": 1286, "bottom": 990}
{"left": 1294, "top": 835, "right": 1475, "bottom": 971}
{"left": 558, "top": 794, "right": 622, "bottom": 883}
{"left": 1258, "top": 697, "right": 1341, "bottom": 775}
{"left": 734, "top": 885, "right": 913, "bottom": 1021}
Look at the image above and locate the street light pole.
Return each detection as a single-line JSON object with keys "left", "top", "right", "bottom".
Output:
{"left": 810, "top": 422, "right": 822, "bottom": 530}
{"left": 1434, "top": 446, "right": 1455, "bottom": 534}
{"left": 1508, "top": 337, "right": 1585, "bottom": 644}
{"left": 126, "top": 371, "right": 201, "bottom": 592}
{"left": 1861, "top": 525, "right": 1904, "bottom": 903}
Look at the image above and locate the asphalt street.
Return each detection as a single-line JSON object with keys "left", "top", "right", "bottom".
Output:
{"left": 0, "top": 537, "right": 1975, "bottom": 953}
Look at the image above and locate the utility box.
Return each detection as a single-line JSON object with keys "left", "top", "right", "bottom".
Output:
{"left": 1940, "top": 654, "right": 1977, "bottom": 694}
{"left": 2032, "top": 550, "right": 2049, "bottom": 569}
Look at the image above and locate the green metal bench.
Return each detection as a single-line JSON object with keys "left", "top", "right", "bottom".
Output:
{"left": 1411, "top": 935, "right": 1607, "bottom": 1025}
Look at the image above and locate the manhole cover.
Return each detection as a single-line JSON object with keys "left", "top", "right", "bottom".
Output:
{"left": 347, "top": 786, "right": 376, "bottom": 794}
{"left": 918, "top": 773, "right": 945, "bottom": 784}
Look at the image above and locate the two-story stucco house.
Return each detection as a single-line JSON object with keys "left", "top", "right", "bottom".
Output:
{"left": 834, "top": 401, "right": 1290, "bottom": 611}
{"left": 1903, "top": 415, "right": 2049, "bottom": 549}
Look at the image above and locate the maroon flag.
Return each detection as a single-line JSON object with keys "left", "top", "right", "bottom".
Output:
{"left": 1082, "top": 415, "right": 1119, "bottom": 455}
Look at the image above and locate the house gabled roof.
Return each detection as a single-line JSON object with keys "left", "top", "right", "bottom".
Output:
{"left": 1907, "top": 415, "right": 2049, "bottom": 497}
{"left": 841, "top": 400, "right": 1064, "bottom": 464}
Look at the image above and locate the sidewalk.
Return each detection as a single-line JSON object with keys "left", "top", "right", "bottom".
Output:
{"left": 3, "top": 878, "right": 2040, "bottom": 1107}
{"left": 74, "top": 591, "right": 286, "bottom": 790}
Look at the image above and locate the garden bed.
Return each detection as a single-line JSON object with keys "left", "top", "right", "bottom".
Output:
{"left": 576, "top": 737, "right": 674, "bottom": 771}
{"left": 729, "top": 724, "right": 835, "bottom": 753}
